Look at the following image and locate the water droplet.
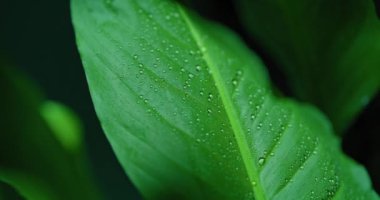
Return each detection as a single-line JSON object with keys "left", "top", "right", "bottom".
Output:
{"left": 195, "top": 65, "right": 201, "bottom": 72}
{"left": 207, "top": 108, "right": 212, "bottom": 114}
{"left": 250, "top": 114, "right": 256, "bottom": 120}
{"left": 133, "top": 55, "right": 138, "bottom": 60}
{"left": 188, "top": 73, "right": 194, "bottom": 79}
{"left": 256, "top": 123, "right": 263, "bottom": 130}
{"left": 208, "top": 93, "right": 213, "bottom": 101}
{"left": 252, "top": 181, "right": 257, "bottom": 186}
{"left": 258, "top": 157, "right": 265, "bottom": 166}
{"left": 232, "top": 79, "right": 238, "bottom": 86}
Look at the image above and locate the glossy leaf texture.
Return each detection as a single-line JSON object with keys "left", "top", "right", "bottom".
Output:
{"left": 235, "top": 0, "right": 380, "bottom": 133}
{"left": 72, "top": 0, "right": 379, "bottom": 199}
{"left": 0, "top": 67, "right": 102, "bottom": 200}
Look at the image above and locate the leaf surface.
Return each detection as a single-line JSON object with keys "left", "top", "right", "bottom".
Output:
{"left": 72, "top": 0, "right": 379, "bottom": 199}
{"left": 236, "top": 0, "right": 380, "bottom": 132}
{"left": 0, "top": 67, "right": 102, "bottom": 200}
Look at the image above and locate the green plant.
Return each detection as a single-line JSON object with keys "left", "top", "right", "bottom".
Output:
{"left": 0, "top": 67, "right": 103, "bottom": 199}
{"left": 1, "top": 0, "right": 378, "bottom": 199}
{"left": 71, "top": 0, "right": 379, "bottom": 199}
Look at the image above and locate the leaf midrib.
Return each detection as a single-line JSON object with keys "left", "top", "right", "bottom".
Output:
{"left": 177, "top": 5, "right": 266, "bottom": 200}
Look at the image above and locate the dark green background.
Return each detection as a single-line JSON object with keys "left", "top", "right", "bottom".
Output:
{"left": 0, "top": 0, "right": 141, "bottom": 199}
{"left": 1, "top": 0, "right": 379, "bottom": 198}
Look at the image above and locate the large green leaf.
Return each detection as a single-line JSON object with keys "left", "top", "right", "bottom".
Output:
{"left": 72, "top": 0, "right": 379, "bottom": 199}
{"left": 235, "top": 0, "right": 380, "bottom": 133}
{"left": 0, "top": 67, "right": 102, "bottom": 200}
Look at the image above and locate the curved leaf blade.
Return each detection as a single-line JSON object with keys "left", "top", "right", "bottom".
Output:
{"left": 235, "top": 0, "right": 380, "bottom": 133}
{"left": 72, "top": 0, "right": 379, "bottom": 199}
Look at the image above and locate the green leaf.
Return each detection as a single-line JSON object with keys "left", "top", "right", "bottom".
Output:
{"left": 40, "top": 101, "right": 83, "bottom": 153}
{"left": 235, "top": 0, "right": 380, "bottom": 133}
{"left": 72, "top": 0, "right": 379, "bottom": 199}
{"left": 0, "top": 67, "right": 103, "bottom": 200}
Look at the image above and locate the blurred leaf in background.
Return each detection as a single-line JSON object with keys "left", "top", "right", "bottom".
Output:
{"left": 235, "top": 0, "right": 380, "bottom": 133}
{"left": 0, "top": 0, "right": 141, "bottom": 198}
{"left": 0, "top": 66, "right": 103, "bottom": 199}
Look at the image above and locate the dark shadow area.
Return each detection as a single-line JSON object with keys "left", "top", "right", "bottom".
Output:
{"left": 0, "top": 182, "right": 24, "bottom": 200}
{"left": 374, "top": 0, "right": 380, "bottom": 18}
{"left": 343, "top": 94, "right": 380, "bottom": 192}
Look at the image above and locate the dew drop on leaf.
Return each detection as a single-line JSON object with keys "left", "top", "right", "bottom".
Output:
{"left": 195, "top": 65, "right": 201, "bottom": 72}
{"left": 232, "top": 79, "right": 238, "bottom": 86}
{"left": 258, "top": 157, "right": 265, "bottom": 166}
{"left": 256, "top": 123, "right": 263, "bottom": 130}
{"left": 208, "top": 93, "right": 213, "bottom": 102}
